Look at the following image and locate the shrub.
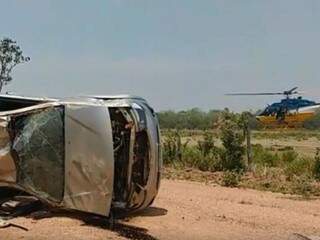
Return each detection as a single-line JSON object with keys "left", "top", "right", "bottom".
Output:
{"left": 182, "top": 147, "right": 202, "bottom": 168}
{"left": 281, "top": 150, "right": 298, "bottom": 164}
{"left": 252, "top": 144, "right": 279, "bottom": 167}
{"left": 197, "top": 131, "right": 215, "bottom": 156}
{"left": 284, "top": 157, "right": 314, "bottom": 180}
{"left": 163, "top": 130, "right": 221, "bottom": 171}
{"left": 314, "top": 148, "right": 320, "bottom": 180}
{"left": 291, "top": 175, "right": 313, "bottom": 197}
{"left": 162, "top": 130, "right": 189, "bottom": 165}
{"left": 221, "top": 171, "right": 241, "bottom": 187}
{"left": 197, "top": 156, "right": 219, "bottom": 172}
{"left": 198, "top": 151, "right": 221, "bottom": 172}
{"left": 219, "top": 117, "right": 245, "bottom": 172}
{"left": 195, "top": 131, "right": 221, "bottom": 171}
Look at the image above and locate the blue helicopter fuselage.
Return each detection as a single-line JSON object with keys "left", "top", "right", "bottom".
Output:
{"left": 260, "top": 97, "right": 317, "bottom": 116}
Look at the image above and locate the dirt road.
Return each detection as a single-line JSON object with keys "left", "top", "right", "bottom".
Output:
{"left": 1, "top": 179, "right": 320, "bottom": 240}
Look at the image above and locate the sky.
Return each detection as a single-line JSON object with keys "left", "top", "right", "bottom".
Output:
{"left": 1, "top": 0, "right": 320, "bottom": 112}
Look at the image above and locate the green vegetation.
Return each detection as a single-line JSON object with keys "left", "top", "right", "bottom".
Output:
{"left": 163, "top": 111, "right": 248, "bottom": 172}
{"left": 163, "top": 130, "right": 220, "bottom": 171}
{"left": 314, "top": 148, "right": 320, "bottom": 180}
{"left": 162, "top": 109, "right": 320, "bottom": 197}
{"left": 253, "top": 130, "right": 320, "bottom": 141}
{"left": 158, "top": 109, "right": 320, "bottom": 131}
{"left": 157, "top": 108, "right": 220, "bottom": 130}
{"left": 221, "top": 171, "right": 241, "bottom": 187}
{"left": 251, "top": 144, "right": 278, "bottom": 167}
{"left": 0, "top": 37, "right": 30, "bottom": 92}
{"left": 157, "top": 108, "right": 261, "bottom": 130}
{"left": 303, "top": 110, "right": 320, "bottom": 129}
{"left": 218, "top": 111, "right": 245, "bottom": 172}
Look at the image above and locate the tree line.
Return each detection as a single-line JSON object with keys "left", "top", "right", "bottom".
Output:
{"left": 157, "top": 108, "right": 320, "bottom": 130}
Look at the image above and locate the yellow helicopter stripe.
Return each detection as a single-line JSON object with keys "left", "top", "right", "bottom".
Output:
{"left": 257, "top": 112, "right": 315, "bottom": 125}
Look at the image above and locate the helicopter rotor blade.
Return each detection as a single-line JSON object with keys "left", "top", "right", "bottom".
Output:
{"left": 226, "top": 87, "right": 302, "bottom": 96}
{"left": 287, "top": 87, "right": 298, "bottom": 93}
{"left": 225, "top": 92, "right": 283, "bottom": 96}
{"left": 284, "top": 87, "right": 298, "bottom": 95}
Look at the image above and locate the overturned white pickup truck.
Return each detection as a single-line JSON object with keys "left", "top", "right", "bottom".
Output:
{"left": 0, "top": 94, "right": 162, "bottom": 217}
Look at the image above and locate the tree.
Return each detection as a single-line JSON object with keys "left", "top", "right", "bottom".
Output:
{"left": 157, "top": 109, "right": 222, "bottom": 130}
{"left": 0, "top": 38, "right": 30, "bottom": 92}
{"left": 218, "top": 110, "right": 245, "bottom": 172}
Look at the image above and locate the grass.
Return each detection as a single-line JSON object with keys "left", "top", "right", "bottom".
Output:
{"left": 242, "top": 169, "right": 320, "bottom": 197}
{"left": 221, "top": 171, "right": 241, "bottom": 187}
{"left": 162, "top": 129, "right": 320, "bottom": 141}
{"left": 163, "top": 167, "right": 320, "bottom": 198}
{"left": 252, "top": 129, "right": 320, "bottom": 141}
{"left": 162, "top": 129, "right": 320, "bottom": 197}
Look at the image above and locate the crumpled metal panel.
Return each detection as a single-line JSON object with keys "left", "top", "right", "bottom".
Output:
{"left": 0, "top": 118, "right": 16, "bottom": 183}
{"left": 139, "top": 106, "right": 160, "bottom": 208}
{"left": 63, "top": 105, "right": 114, "bottom": 216}
{"left": 128, "top": 104, "right": 160, "bottom": 210}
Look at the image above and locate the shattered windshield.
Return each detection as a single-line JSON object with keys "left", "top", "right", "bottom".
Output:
{"left": 11, "top": 107, "right": 65, "bottom": 202}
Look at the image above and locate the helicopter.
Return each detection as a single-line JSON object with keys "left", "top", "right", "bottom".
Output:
{"left": 226, "top": 87, "right": 320, "bottom": 127}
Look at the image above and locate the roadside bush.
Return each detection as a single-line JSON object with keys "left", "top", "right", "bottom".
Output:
{"left": 197, "top": 131, "right": 215, "bottom": 156}
{"left": 163, "top": 130, "right": 221, "bottom": 171}
{"left": 281, "top": 150, "right": 298, "bottom": 164}
{"left": 291, "top": 175, "right": 314, "bottom": 197}
{"left": 196, "top": 131, "right": 221, "bottom": 171}
{"left": 284, "top": 157, "right": 314, "bottom": 180}
{"left": 250, "top": 167, "right": 291, "bottom": 193}
{"left": 313, "top": 148, "right": 320, "bottom": 180}
{"left": 162, "top": 130, "right": 189, "bottom": 165}
{"left": 252, "top": 144, "right": 279, "bottom": 167}
{"left": 221, "top": 171, "right": 241, "bottom": 187}
{"left": 182, "top": 147, "right": 201, "bottom": 168}
{"left": 196, "top": 153, "right": 220, "bottom": 172}
{"left": 219, "top": 118, "right": 245, "bottom": 172}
